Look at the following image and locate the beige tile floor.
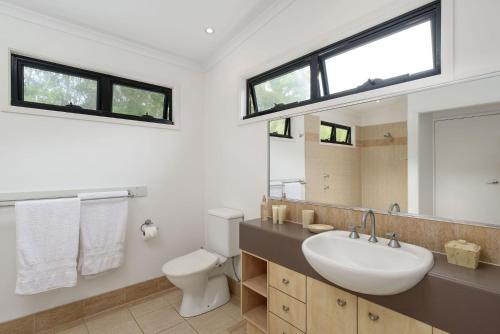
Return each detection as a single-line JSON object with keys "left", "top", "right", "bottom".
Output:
{"left": 41, "top": 288, "right": 245, "bottom": 334}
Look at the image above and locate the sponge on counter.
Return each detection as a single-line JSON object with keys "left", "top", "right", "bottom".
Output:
{"left": 445, "top": 240, "right": 481, "bottom": 269}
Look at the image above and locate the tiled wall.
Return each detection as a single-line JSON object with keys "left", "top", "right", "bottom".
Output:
{"left": 0, "top": 277, "right": 173, "bottom": 334}
{"left": 268, "top": 198, "right": 500, "bottom": 266}
{"left": 0, "top": 276, "right": 241, "bottom": 333}
{"left": 358, "top": 121, "right": 408, "bottom": 211}
{"left": 304, "top": 115, "right": 408, "bottom": 212}
{"left": 304, "top": 115, "right": 362, "bottom": 206}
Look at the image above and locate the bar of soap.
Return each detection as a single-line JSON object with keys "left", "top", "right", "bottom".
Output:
{"left": 445, "top": 239, "right": 481, "bottom": 269}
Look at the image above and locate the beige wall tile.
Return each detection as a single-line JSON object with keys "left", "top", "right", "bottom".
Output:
{"left": 0, "top": 315, "right": 34, "bottom": 334}
{"left": 227, "top": 278, "right": 240, "bottom": 302}
{"left": 83, "top": 289, "right": 125, "bottom": 317}
{"left": 279, "top": 199, "right": 500, "bottom": 265}
{"left": 35, "top": 302, "right": 85, "bottom": 333}
{"left": 125, "top": 279, "right": 160, "bottom": 303}
{"left": 156, "top": 277, "right": 174, "bottom": 291}
{"left": 0, "top": 276, "right": 177, "bottom": 334}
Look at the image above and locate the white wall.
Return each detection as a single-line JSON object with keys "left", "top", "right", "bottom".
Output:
{"left": 3, "top": 0, "right": 500, "bottom": 324}
{"left": 407, "top": 75, "right": 500, "bottom": 213}
{"left": 0, "top": 13, "right": 204, "bottom": 321}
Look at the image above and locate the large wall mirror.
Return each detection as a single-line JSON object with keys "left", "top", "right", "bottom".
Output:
{"left": 269, "top": 75, "right": 500, "bottom": 227}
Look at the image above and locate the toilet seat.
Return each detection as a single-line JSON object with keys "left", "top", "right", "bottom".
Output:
{"left": 162, "top": 249, "right": 219, "bottom": 278}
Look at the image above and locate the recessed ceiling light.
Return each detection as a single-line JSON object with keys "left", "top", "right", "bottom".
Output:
{"left": 205, "top": 27, "right": 215, "bottom": 34}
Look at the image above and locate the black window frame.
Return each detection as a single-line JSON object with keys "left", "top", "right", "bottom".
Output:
{"left": 320, "top": 121, "right": 352, "bottom": 146}
{"left": 269, "top": 118, "right": 292, "bottom": 139}
{"left": 11, "top": 54, "right": 173, "bottom": 124}
{"left": 245, "top": 0, "right": 440, "bottom": 119}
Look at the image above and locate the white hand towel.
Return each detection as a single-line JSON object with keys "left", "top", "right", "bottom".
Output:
{"left": 78, "top": 191, "right": 128, "bottom": 276}
{"left": 15, "top": 198, "right": 80, "bottom": 295}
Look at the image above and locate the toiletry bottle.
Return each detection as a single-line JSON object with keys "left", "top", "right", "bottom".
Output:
{"left": 261, "top": 195, "right": 268, "bottom": 221}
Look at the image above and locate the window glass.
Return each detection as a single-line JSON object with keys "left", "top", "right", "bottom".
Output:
{"left": 254, "top": 66, "right": 311, "bottom": 112}
{"left": 320, "top": 124, "right": 333, "bottom": 141}
{"left": 23, "top": 66, "right": 98, "bottom": 110}
{"left": 324, "top": 20, "right": 434, "bottom": 95}
{"left": 336, "top": 127, "right": 349, "bottom": 143}
{"left": 246, "top": 2, "right": 439, "bottom": 119}
{"left": 320, "top": 121, "right": 352, "bottom": 145}
{"left": 269, "top": 118, "right": 291, "bottom": 137}
{"left": 12, "top": 54, "right": 173, "bottom": 124}
{"left": 112, "top": 84, "right": 165, "bottom": 119}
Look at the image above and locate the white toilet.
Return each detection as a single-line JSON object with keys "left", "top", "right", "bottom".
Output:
{"left": 162, "top": 208, "right": 243, "bottom": 317}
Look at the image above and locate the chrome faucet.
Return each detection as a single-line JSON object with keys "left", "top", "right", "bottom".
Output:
{"left": 362, "top": 210, "right": 378, "bottom": 243}
{"left": 388, "top": 202, "right": 400, "bottom": 214}
{"left": 348, "top": 210, "right": 378, "bottom": 243}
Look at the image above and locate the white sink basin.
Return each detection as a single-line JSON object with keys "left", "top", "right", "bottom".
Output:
{"left": 302, "top": 230, "right": 434, "bottom": 295}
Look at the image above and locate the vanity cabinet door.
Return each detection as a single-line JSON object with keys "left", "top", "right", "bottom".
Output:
{"left": 358, "top": 298, "right": 432, "bottom": 334}
{"left": 306, "top": 277, "right": 357, "bottom": 334}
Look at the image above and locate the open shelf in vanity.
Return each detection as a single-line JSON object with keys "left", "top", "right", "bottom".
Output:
{"left": 241, "top": 251, "right": 268, "bottom": 333}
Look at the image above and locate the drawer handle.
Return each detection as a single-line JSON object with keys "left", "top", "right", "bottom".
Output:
{"left": 282, "top": 278, "right": 290, "bottom": 285}
{"left": 336, "top": 298, "right": 346, "bottom": 307}
{"left": 282, "top": 305, "right": 290, "bottom": 312}
{"left": 368, "top": 312, "right": 379, "bottom": 321}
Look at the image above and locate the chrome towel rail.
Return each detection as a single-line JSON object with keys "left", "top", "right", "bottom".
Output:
{"left": 0, "top": 186, "right": 147, "bottom": 207}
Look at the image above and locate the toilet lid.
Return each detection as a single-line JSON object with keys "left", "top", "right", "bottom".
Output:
{"left": 162, "top": 249, "right": 219, "bottom": 277}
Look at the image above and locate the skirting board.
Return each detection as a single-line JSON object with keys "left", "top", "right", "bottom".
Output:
{"left": 0, "top": 276, "right": 240, "bottom": 333}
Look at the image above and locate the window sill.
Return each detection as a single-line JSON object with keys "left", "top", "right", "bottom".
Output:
{"left": 1, "top": 105, "right": 180, "bottom": 130}
{"left": 269, "top": 134, "right": 293, "bottom": 139}
{"left": 319, "top": 141, "right": 356, "bottom": 148}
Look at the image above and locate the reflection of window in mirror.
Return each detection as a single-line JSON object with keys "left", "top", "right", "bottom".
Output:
{"left": 269, "top": 118, "right": 292, "bottom": 138}
{"left": 320, "top": 121, "right": 352, "bottom": 145}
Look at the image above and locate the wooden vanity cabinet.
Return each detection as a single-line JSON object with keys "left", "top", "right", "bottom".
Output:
{"left": 358, "top": 298, "right": 432, "bottom": 334}
{"left": 241, "top": 254, "right": 448, "bottom": 334}
{"left": 307, "top": 277, "right": 357, "bottom": 334}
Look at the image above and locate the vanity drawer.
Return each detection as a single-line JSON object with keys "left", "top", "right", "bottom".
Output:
{"left": 269, "top": 312, "right": 304, "bottom": 334}
{"left": 269, "top": 262, "right": 306, "bottom": 302}
{"left": 269, "top": 287, "right": 306, "bottom": 332}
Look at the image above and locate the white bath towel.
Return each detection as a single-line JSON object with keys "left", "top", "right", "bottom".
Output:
{"left": 78, "top": 191, "right": 128, "bottom": 276}
{"left": 15, "top": 198, "right": 80, "bottom": 295}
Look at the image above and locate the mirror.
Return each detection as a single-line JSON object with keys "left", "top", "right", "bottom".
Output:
{"left": 269, "top": 75, "right": 500, "bottom": 227}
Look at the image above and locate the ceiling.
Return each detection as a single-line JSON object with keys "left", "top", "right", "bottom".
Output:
{"left": 0, "top": 0, "right": 281, "bottom": 66}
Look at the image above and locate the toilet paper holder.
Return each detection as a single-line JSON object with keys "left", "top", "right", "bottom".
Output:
{"left": 140, "top": 219, "right": 158, "bottom": 236}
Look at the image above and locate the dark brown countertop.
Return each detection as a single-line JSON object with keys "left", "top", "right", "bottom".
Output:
{"left": 240, "top": 219, "right": 500, "bottom": 334}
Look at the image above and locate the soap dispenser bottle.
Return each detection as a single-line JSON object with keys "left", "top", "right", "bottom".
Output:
{"left": 261, "top": 195, "right": 268, "bottom": 221}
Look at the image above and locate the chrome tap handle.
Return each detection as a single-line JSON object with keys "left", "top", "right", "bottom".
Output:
{"left": 348, "top": 225, "right": 360, "bottom": 239}
{"left": 386, "top": 232, "right": 401, "bottom": 248}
